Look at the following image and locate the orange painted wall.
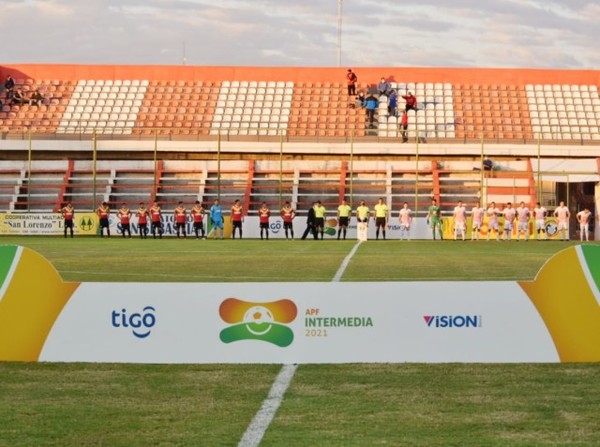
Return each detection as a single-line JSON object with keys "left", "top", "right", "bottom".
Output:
{"left": 1, "top": 64, "right": 599, "bottom": 86}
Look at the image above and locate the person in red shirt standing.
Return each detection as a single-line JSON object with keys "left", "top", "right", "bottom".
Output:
{"left": 96, "top": 201, "right": 111, "bottom": 238}
{"left": 346, "top": 69, "right": 358, "bottom": 96}
{"left": 174, "top": 201, "right": 187, "bottom": 238}
{"left": 280, "top": 201, "right": 296, "bottom": 240}
{"left": 400, "top": 110, "right": 409, "bottom": 143}
{"left": 137, "top": 202, "right": 149, "bottom": 239}
{"left": 401, "top": 91, "right": 417, "bottom": 112}
{"left": 61, "top": 202, "right": 75, "bottom": 238}
{"left": 231, "top": 199, "right": 244, "bottom": 239}
{"left": 117, "top": 202, "right": 132, "bottom": 238}
{"left": 191, "top": 201, "right": 206, "bottom": 239}
{"left": 150, "top": 201, "right": 163, "bottom": 239}
{"left": 258, "top": 202, "right": 271, "bottom": 240}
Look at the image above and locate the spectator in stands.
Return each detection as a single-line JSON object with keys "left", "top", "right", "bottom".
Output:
{"left": 388, "top": 90, "right": 398, "bottom": 117}
{"left": 29, "top": 89, "right": 44, "bottom": 106}
{"left": 364, "top": 92, "right": 378, "bottom": 128}
{"left": 402, "top": 91, "right": 418, "bottom": 112}
{"left": 11, "top": 89, "right": 26, "bottom": 106}
{"left": 400, "top": 111, "right": 409, "bottom": 143}
{"left": 4, "top": 75, "right": 15, "bottom": 98}
{"left": 346, "top": 69, "right": 358, "bottom": 96}
{"left": 377, "top": 77, "right": 390, "bottom": 96}
{"left": 356, "top": 91, "right": 366, "bottom": 109}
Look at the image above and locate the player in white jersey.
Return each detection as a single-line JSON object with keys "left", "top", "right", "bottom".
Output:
{"left": 502, "top": 203, "right": 516, "bottom": 241}
{"left": 398, "top": 202, "right": 412, "bottom": 240}
{"left": 486, "top": 202, "right": 500, "bottom": 241}
{"left": 515, "top": 201, "right": 530, "bottom": 241}
{"left": 554, "top": 201, "right": 571, "bottom": 241}
{"left": 452, "top": 200, "right": 467, "bottom": 241}
{"left": 470, "top": 202, "right": 485, "bottom": 241}
{"left": 576, "top": 207, "right": 592, "bottom": 242}
{"left": 533, "top": 202, "right": 547, "bottom": 240}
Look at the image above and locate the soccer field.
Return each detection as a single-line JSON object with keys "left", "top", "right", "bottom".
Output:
{"left": 1, "top": 237, "right": 600, "bottom": 446}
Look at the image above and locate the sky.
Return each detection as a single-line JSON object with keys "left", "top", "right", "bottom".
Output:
{"left": 1, "top": 0, "right": 598, "bottom": 69}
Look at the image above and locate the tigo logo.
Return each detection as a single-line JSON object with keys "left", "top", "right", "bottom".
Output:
{"left": 424, "top": 315, "right": 481, "bottom": 328}
{"left": 219, "top": 298, "right": 297, "bottom": 347}
{"left": 112, "top": 306, "right": 156, "bottom": 338}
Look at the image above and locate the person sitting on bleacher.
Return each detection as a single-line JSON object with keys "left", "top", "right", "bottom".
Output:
{"left": 377, "top": 77, "right": 391, "bottom": 96}
{"left": 356, "top": 91, "right": 366, "bottom": 109}
{"left": 4, "top": 75, "right": 15, "bottom": 99}
{"left": 10, "top": 89, "right": 26, "bottom": 106}
{"left": 29, "top": 89, "right": 44, "bottom": 106}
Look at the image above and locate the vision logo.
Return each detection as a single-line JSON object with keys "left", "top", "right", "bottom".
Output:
{"left": 219, "top": 298, "right": 297, "bottom": 347}
{"left": 111, "top": 306, "right": 156, "bottom": 338}
{"left": 424, "top": 315, "right": 481, "bottom": 328}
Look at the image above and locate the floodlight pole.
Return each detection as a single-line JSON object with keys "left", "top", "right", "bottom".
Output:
{"left": 336, "top": 0, "right": 343, "bottom": 67}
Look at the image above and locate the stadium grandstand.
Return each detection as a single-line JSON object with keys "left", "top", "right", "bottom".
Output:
{"left": 1, "top": 64, "right": 599, "bottom": 237}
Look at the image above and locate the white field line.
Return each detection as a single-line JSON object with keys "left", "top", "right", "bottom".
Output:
{"left": 238, "top": 241, "right": 363, "bottom": 447}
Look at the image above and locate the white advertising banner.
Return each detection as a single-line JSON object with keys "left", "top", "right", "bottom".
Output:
{"left": 1, "top": 244, "right": 599, "bottom": 364}
{"left": 0, "top": 212, "right": 97, "bottom": 236}
{"left": 38, "top": 281, "right": 557, "bottom": 364}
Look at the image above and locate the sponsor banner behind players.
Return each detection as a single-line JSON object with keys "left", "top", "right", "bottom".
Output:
{"left": 442, "top": 216, "right": 565, "bottom": 240}
{"left": 0, "top": 212, "right": 97, "bottom": 235}
{"left": 3, "top": 245, "right": 600, "bottom": 364}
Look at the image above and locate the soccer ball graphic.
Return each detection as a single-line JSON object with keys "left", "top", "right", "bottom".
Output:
{"left": 243, "top": 306, "right": 275, "bottom": 336}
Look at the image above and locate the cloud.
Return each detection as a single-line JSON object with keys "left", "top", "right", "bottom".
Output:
{"left": 0, "top": 0, "right": 596, "bottom": 68}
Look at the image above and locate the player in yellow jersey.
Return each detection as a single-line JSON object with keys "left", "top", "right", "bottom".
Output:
{"left": 373, "top": 197, "right": 389, "bottom": 240}
{"left": 355, "top": 200, "right": 370, "bottom": 242}
{"left": 337, "top": 198, "right": 352, "bottom": 240}
{"left": 314, "top": 200, "right": 326, "bottom": 240}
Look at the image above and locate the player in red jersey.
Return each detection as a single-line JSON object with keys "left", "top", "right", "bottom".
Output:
{"left": 173, "top": 201, "right": 187, "bottom": 238}
{"left": 231, "top": 199, "right": 244, "bottom": 239}
{"left": 117, "top": 202, "right": 132, "bottom": 238}
{"left": 61, "top": 202, "right": 75, "bottom": 238}
{"left": 258, "top": 202, "right": 271, "bottom": 240}
{"left": 280, "top": 201, "right": 296, "bottom": 240}
{"left": 191, "top": 201, "right": 206, "bottom": 239}
{"left": 137, "top": 202, "right": 149, "bottom": 239}
{"left": 96, "top": 201, "right": 111, "bottom": 238}
{"left": 150, "top": 201, "right": 163, "bottom": 239}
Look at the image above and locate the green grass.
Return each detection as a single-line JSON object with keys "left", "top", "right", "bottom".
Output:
{"left": 1, "top": 236, "right": 599, "bottom": 446}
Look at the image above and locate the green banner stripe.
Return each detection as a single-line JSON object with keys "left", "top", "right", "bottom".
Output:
{"left": 0, "top": 245, "right": 18, "bottom": 292}
{"left": 581, "top": 245, "right": 600, "bottom": 292}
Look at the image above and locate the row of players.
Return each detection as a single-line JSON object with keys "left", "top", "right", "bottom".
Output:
{"left": 433, "top": 199, "right": 592, "bottom": 242}
{"left": 59, "top": 197, "right": 593, "bottom": 241}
